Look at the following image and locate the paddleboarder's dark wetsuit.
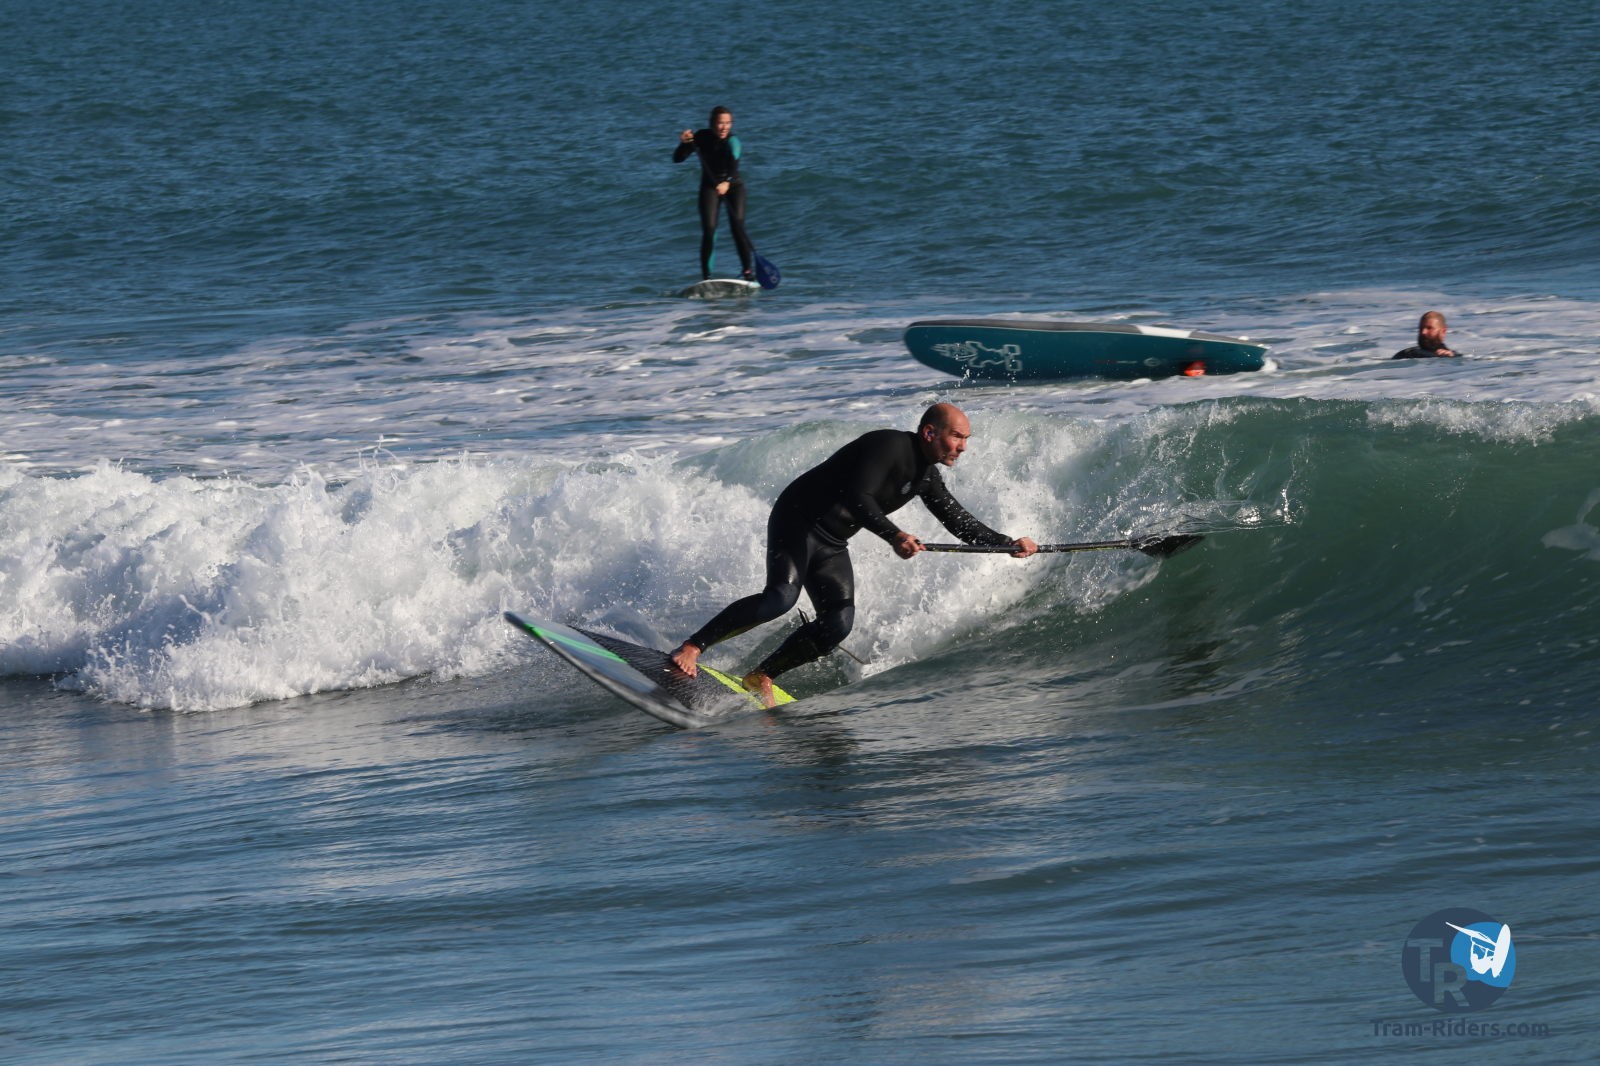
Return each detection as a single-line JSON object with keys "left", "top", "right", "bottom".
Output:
{"left": 674, "top": 130, "right": 754, "bottom": 279}
{"left": 685, "top": 430, "right": 1018, "bottom": 679}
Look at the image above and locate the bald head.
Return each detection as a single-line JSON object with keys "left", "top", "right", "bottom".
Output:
{"left": 917, "top": 403, "right": 972, "bottom": 466}
{"left": 918, "top": 402, "right": 966, "bottom": 433}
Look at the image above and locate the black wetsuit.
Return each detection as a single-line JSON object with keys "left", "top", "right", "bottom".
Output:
{"left": 673, "top": 130, "right": 754, "bottom": 279}
{"left": 1393, "top": 346, "right": 1460, "bottom": 359}
{"left": 687, "top": 430, "right": 1017, "bottom": 679}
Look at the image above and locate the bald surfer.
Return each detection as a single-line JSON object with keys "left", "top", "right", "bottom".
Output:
{"left": 1392, "top": 311, "right": 1461, "bottom": 359}
{"left": 669, "top": 403, "right": 1039, "bottom": 706}
{"left": 674, "top": 105, "right": 755, "bottom": 281}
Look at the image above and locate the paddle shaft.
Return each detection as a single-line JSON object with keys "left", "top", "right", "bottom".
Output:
{"left": 921, "top": 539, "right": 1142, "bottom": 554}
{"left": 921, "top": 533, "right": 1203, "bottom": 558}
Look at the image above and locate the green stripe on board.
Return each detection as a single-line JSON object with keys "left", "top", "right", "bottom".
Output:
{"left": 535, "top": 626, "right": 627, "bottom": 664}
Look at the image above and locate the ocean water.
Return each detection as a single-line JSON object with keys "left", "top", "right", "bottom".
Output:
{"left": 3, "top": 1, "right": 1598, "bottom": 1062}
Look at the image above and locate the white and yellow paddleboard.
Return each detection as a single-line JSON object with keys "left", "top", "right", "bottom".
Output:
{"left": 504, "top": 612, "right": 792, "bottom": 729}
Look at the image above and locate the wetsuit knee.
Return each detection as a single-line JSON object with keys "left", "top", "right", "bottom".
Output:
{"left": 759, "top": 581, "right": 804, "bottom": 618}
{"left": 755, "top": 602, "right": 853, "bottom": 680}
{"left": 686, "top": 579, "right": 802, "bottom": 651}
{"left": 816, "top": 603, "right": 854, "bottom": 647}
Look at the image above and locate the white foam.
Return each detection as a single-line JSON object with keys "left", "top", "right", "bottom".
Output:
{"left": 1, "top": 428, "right": 1205, "bottom": 711}
{"left": 0, "top": 459, "right": 518, "bottom": 709}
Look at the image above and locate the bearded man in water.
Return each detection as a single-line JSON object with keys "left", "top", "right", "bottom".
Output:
{"left": 1392, "top": 311, "right": 1461, "bottom": 358}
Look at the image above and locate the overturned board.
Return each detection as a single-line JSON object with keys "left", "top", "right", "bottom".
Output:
{"left": 504, "top": 612, "right": 793, "bottom": 728}
{"left": 678, "top": 278, "right": 760, "bottom": 300}
{"left": 903, "top": 319, "right": 1267, "bottom": 381}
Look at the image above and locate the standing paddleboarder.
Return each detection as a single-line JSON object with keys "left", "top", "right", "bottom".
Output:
{"left": 674, "top": 106, "right": 756, "bottom": 281}
{"left": 669, "top": 403, "right": 1039, "bottom": 706}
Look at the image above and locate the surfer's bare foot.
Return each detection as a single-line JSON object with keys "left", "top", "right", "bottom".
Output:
{"left": 741, "top": 671, "right": 776, "bottom": 709}
{"left": 669, "top": 642, "right": 701, "bottom": 677}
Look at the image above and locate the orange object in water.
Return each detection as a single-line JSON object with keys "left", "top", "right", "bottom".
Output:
{"left": 1181, "top": 361, "right": 1206, "bottom": 377}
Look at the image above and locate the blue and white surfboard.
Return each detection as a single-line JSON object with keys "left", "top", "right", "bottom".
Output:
{"left": 903, "top": 319, "right": 1268, "bottom": 381}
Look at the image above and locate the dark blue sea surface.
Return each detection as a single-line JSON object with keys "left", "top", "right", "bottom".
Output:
{"left": 3, "top": 1, "right": 1598, "bottom": 1062}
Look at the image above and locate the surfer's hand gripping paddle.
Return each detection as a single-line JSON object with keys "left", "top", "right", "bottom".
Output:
{"left": 919, "top": 534, "right": 1204, "bottom": 558}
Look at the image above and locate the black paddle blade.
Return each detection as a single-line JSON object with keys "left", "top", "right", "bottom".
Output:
{"left": 1135, "top": 533, "right": 1204, "bottom": 557}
